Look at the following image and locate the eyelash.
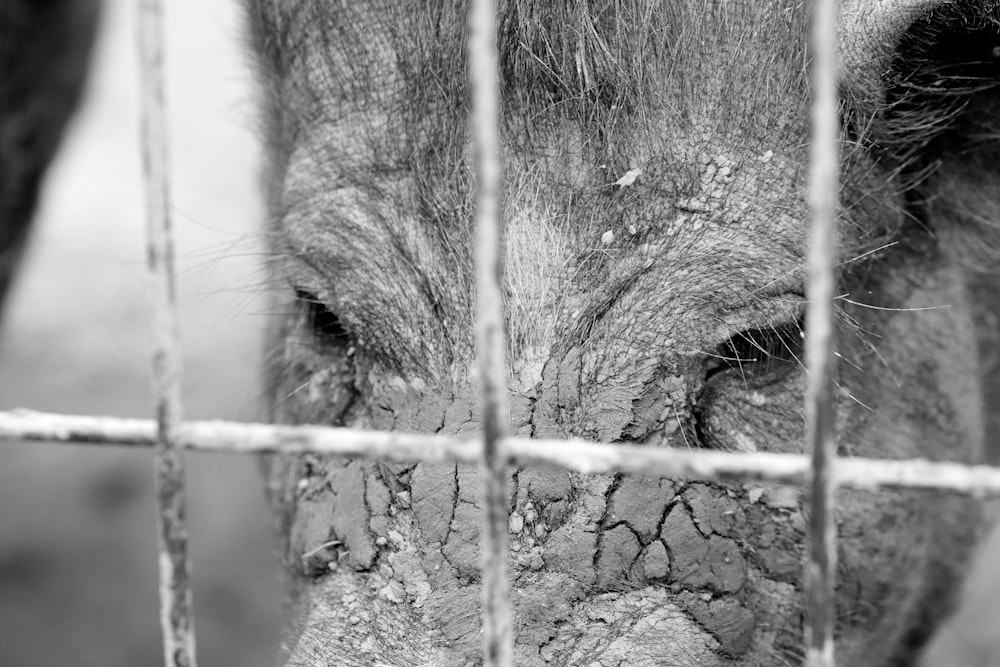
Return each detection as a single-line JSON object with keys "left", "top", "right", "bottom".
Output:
{"left": 706, "top": 318, "right": 805, "bottom": 383}
{"left": 295, "top": 289, "right": 351, "bottom": 344}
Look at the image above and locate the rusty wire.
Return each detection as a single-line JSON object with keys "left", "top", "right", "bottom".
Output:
{"left": 804, "top": 0, "right": 840, "bottom": 664}
{"left": 5, "top": 410, "right": 1000, "bottom": 495}
{"left": 137, "top": 1, "right": 197, "bottom": 666}
{"left": 468, "top": 0, "right": 513, "bottom": 664}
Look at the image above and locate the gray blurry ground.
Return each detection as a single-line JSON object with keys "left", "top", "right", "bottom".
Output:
{"left": 0, "top": 2, "right": 999, "bottom": 666}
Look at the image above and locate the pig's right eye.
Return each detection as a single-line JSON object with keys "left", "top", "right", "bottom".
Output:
{"left": 295, "top": 289, "right": 351, "bottom": 347}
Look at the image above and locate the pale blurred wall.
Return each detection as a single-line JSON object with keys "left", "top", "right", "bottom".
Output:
{"left": 0, "top": 1, "right": 282, "bottom": 665}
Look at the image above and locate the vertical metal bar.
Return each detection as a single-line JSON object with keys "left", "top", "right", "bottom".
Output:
{"left": 804, "top": 0, "right": 840, "bottom": 666}
{"left": 468, "top": 0, "right": 513, "bottom": 665}
{"left": 137, "top": 2, "right": 197, "bottom": 666}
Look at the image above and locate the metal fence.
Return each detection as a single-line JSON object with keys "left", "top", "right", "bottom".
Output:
{"left": 2, "top": 1, "right": 999, "bottom": 666}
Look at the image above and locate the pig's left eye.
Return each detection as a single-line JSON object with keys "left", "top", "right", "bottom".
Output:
{"left": 706, "top": 317, "right": 805, "bottom": 387}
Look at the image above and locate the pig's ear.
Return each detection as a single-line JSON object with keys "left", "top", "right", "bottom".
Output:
{"left": 871, "top": 3, "right": 1000, "bottom": 269}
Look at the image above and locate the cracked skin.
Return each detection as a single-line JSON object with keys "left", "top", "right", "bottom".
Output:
{"left": 245, "top": 1, "right": 997, "bottom": 665}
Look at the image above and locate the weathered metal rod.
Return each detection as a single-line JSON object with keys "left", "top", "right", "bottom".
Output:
{"left": 136, "top": 1, "right": 197, "bottom": 665}
{"left": 468, "top": 0, "right": 513, "bottom": 664}
{"left": 804, "top": 0, "right": 841, "bottom": 664}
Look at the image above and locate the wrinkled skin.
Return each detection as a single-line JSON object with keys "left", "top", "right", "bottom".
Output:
{"left": 6, "top": 0, "right": 1000, "bottom": 666}
{"left": 240, "top": 0, "right": 1000, "bottom": 665}
{"left": 246, "top": 1, "right": 1000, "bottom": 665}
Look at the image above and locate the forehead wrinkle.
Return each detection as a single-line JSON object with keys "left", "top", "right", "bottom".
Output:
{"left": 263, "top": 0, "right": 825, "bottom": 377}
{"left": 267, "top": 0, "right": 814, "bottom": 148}
{"left": 498, "top": 1, "right": 811, "bottom": 144}
{"left": 282, "top": 141, "right": 474, "bottom": 375}
{"left": 268, "top": 0, "right": 817, "bottom": 218}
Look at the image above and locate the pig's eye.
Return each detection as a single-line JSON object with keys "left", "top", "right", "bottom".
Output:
{"left": 706, "top": 318, "right": 805, "bottom": 386}
{"left": 295, "top": 289, "right": 351, "bottom": 347}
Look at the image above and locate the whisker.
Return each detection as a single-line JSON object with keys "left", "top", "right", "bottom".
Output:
{"left": 837, "top": 297, "right": 950, "bottom": 312}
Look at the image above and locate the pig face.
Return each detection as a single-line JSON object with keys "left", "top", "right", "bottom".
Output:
{"left": 247, "top": 2, "right": 999, "bottom": 665}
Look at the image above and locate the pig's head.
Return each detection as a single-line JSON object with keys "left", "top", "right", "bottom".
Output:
{"left": 247, "top": 1, "right": 997, "bottom": 665}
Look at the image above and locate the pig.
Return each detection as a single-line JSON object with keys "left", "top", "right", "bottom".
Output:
{"left": 246, "top": 1, "right": 997, "bottom": 664}
{"left": 4, "top": 0, "right": 1000, "bottom": 665}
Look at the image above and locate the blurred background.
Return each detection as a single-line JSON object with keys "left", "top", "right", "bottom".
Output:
{"left": 1, "top": 1, "right": 1000, "bottom": 666}
{"left": 0, "top": 0, "right": 282, "bottom": 665}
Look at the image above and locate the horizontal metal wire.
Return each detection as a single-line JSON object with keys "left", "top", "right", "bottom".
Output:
{"left": 2, "top": 408, "right": 999, "bottom": 495}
